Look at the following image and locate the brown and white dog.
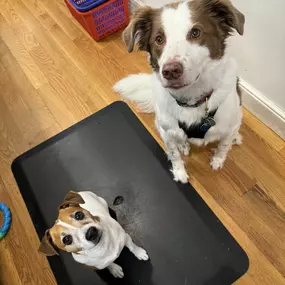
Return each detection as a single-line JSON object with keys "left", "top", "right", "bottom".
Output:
{"left": 114, "top": 0, "right": 245, "bottom": 183}
{"left": 39, "top": 191, "right": 149, "bottom": 278}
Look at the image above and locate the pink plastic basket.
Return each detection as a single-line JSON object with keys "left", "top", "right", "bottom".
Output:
{"left": 65, "top": 0, "right": 129, "bottom": 41}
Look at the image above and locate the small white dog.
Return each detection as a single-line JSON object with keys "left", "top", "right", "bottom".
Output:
{"left": 39, "top": 191, "right": 149, "bottom": 278}
{"left": 114, "top": 0, "right": 245, "bottom": 183}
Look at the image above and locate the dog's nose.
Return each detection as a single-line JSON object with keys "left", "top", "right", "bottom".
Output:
{"left": 85, "top": 227, "right": 98, "bottom": 241}
{"left": 162, "top": 62, "right": 184, "bottom": 80}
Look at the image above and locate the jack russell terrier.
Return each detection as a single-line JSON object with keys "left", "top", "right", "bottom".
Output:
{"left": 39, "top": 191, "right": 149, "bottom": 278}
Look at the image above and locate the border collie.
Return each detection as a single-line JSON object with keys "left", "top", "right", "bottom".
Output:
{"left": 114, "top": 0, "right": 245, "bottom": 183}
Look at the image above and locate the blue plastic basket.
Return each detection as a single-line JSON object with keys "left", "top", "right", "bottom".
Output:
{"left": 70, "top": 0, "right": 109, "bottom": 12}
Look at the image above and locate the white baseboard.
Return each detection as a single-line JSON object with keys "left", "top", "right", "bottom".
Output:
{"left": 239, "top": 78, "right": 285, "bottom": 140}
{"left": 129, "top": 0, "right": 145, "bottom": 13}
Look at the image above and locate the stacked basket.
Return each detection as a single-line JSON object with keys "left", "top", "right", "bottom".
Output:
{"left": 65, "top": 0, "right": 129, "bottom": 41}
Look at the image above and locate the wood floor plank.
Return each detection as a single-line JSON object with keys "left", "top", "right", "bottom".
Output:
{"left": 1, "top": 1, "right": 285, "bottom": 284}
{"left": 30, "top": 0, "right": 82, "bottom": 41}
{"left": 23, "top": 0, "right": 45, "bottom": 18}
{"left": 280, "top": 147, "right": 285, "bottom": 159}
{"left": 243, "top": 108, "right": 285, "bottom": 152}
{"left": 8, "top": 0, "right": 104, "bottom": 119}
{"left": 233, "top": 125, "right": 285, "bottom": 212}
{"left": 0, "top": 40, "right": 57, "bottom": 144}
{"left": 36, "top": 12, "right": 107, "bottom": 110}
{"left": 1, "top": 3, "right": 40, "bottom": 51}
{"left": 0, "top": 13, "right": 47, "bottom": 89}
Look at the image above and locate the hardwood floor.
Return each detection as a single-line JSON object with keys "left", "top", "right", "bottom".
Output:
{"left": 0, "top": 1, "right": 285, "bottom": 284}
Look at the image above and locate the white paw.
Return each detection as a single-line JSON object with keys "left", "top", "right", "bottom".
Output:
{"left": 172, "top": 167, "right": 189, "bottom": 183}
{"left": 232, "top": 133, "right": 243, "bottom": 145}
{"left": 133, "top": 247, "right": 149, "bottom": 261}
{"left": 178, "top": 141, "right": 190, "bottom": 156}
{"left": 108, "top": 264, "right": 124, "bottom": 278}
{"left": 210, "top": 156, "right": 225, "bottom": 171}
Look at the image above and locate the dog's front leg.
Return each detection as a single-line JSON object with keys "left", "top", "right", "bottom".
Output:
{"left": 156, "top": 116, "right": 189, "bottom": 183}
{"left": 160, "top": 127, "right": 189, "bottom": 183}
{"left": 125, "top": 234, "right": 149, "bottom": 261}
{"left": 107, "top": 263, "right": 124, "bottom": 278}
{"left": 167, "top": 129, "right": 189, "bottom": 183}
{"left": 210, "top": 136, "right": 234, "bottom": 170}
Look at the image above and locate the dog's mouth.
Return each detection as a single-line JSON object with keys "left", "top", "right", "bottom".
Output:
{"left": 166, "top": 83, "right": 189, "bottom": 90}
{"left": 164, "top": 74, "right": 200, "bottom": 90}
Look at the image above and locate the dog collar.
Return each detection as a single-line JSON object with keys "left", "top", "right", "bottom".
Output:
{"left": 173, "top": 90, "right": 214, "bottom": 108}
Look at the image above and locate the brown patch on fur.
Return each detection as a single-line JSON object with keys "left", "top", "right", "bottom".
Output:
{"left": 188, "top": 0, "right": 245, "bottom": 58}
{"left": 58, "top": 206, "right": 100, "bottom": 225}
{"left": 148, "top": 18, "right": 166, "bottom": 72}
{"left": 59, "top": 190, "right": 85, "bottom": 210}
{"left": 49, "top": 224, "right": 74, "bottom": 252}
{"left": 46, "top": 223, "right": 82, "bottom": 253}
{"left": 40, "top": 202, "right": 101, "bottom": 255}
{"left": 122, "top": 6, "right": 165, "bottom": 72}
{"left": 39, "top": 230, "right": 59, "bottom": 256}
{"left": 123, "top": 6, "right": 155, "bottom": 52}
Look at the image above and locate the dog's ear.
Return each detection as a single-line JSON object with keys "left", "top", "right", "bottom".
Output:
{"left": 204, "top": 0, "right": 245, "bottom": 35}
{"left": 39, "top": 230, "right": 59, "bottom": 256}
{"left": 59, "top": 191, "right": 85, "bottom": 210}
{"left": 123, "top": 6, "right": 155, "bottom": 53}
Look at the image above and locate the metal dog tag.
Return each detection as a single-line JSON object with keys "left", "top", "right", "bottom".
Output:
{"left": 200, "top": 117, "right": 216, "bottom": 132}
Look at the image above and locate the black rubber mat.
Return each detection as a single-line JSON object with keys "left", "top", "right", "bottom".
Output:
{"left": 12, "top": 102, "right": 249, "bottom": 285}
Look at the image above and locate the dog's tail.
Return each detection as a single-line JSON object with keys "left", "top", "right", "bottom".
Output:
{"left": 113, "top": 73, "right": 154, "bottom": 113}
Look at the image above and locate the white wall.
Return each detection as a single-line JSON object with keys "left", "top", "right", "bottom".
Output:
{"left": 228, "top": 0, "right": 285, "bottom": 112}
{"left": 131, "top": 0, "right": 285, "bottom": 137}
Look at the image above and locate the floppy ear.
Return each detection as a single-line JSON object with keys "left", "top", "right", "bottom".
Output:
{"left": 59, "top": 190, "right": 85, "bottom": 210}
{"left": 39, "top": 230, "right": 59, "bottom": 256}
{"left": 123, "top": 6, "right": 155, "bottom": 53}
{"left": 230, "top": 4, "right": 245, "bottom": 35}
{"left": 204, "top": 0, "right": 245, "bottom": 35}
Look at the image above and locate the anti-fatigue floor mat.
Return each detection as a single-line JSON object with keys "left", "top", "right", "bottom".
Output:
{"left": 12, "top": 102, "right": 249, "bottom": 285}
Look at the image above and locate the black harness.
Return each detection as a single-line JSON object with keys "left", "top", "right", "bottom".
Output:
{"left": 178, "top": 109, "right": 218, "bottom": 139}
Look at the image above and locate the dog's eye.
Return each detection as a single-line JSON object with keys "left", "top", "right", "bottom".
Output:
{"left": 75, "top": 211, "right": 85, "bottom": 220}
{"left": 155, "top": 35, "right": 164, "bottom": 45}
{"left": 190, "top": 28, "right": 201, "bottom": 38}
{"left": 63, "top": 235, "right": 73, "bottom": 245}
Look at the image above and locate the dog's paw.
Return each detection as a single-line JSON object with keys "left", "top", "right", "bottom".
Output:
{"left": 133, "top": 247, "right": 149, "bottom": 261}
{"left": 178, "top": 141, "right": 190, "bottom": 156}
{"left": 232, "top": 133, "right": 243, "bottom": 145}
{"left": 172, "top": 167, "right": 189, "bottom": 183}
{"left": 210, "top": 156, "right": 225, "bottom": 171}
{"left": 108, "top": 263, "right": 124, "bottom": 278}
